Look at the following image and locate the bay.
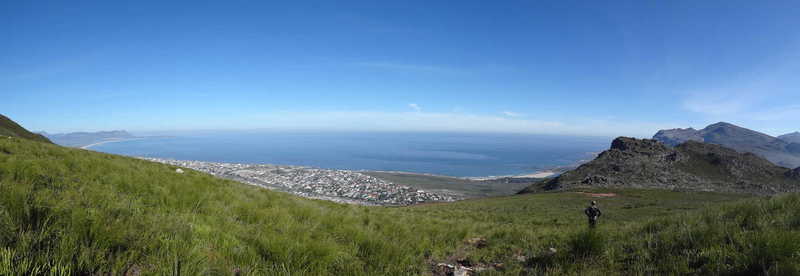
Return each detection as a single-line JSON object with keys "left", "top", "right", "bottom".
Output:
{"left": 90, "top": 131, "right": 610, "bottom": 177}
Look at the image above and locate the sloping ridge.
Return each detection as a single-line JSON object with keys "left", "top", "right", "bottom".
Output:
{"left": 520, "top": 137, "right": 800, "bottom": 195}
{"left": 653, "top": 122, "right": 800, "bottom": 168}
{"left": 0, "top": 114, "right": 52, "bottom": 144}
{"left": 779, "top": 132, "right": 800, "bottom": 144}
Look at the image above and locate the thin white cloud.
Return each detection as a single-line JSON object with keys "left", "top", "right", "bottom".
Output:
{"left": 238, "top": 110, "right": 676, "bottom": 137}
{"left": 408, "top": 103, "right": 421, "bottom": 112}
{"left": 680, "top": 86, "right": 800, "bottom": 136}
{"left": 681, "top": 91, "right": 752, "bottom": 116}
{"left": 752, "top": 105, "right": 800, "bottom": 121}
{"left": 502, "top": 111, "right": 524, "bottom": 117}
{"left": 680, "top": 43, "right": 800, "bottom": 121}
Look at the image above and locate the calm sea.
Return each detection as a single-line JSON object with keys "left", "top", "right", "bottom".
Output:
{"left": 90, "top": 132, "right": 610, "bottom": 177}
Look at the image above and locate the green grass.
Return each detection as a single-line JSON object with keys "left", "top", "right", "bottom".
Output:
{"left": 1, "top": 137, "right": 799, "bottom": 275}
{"left": 363, "top": 171, "right": 533, "bottom": 198}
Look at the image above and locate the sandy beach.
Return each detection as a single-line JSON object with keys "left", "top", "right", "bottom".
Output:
{"left": 81, "top": 138, "right": 144, "bottom": 149}
{"left": 466, "top": 170, "right": 556, "bottom": 181}
{"left": 515, "top": 171, "right": 556, "bottom": 178}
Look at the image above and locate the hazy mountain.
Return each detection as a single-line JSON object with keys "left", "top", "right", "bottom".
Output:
{"left": 520, "top": 137, "right": 800, "bottom": 195}
{"left": 779, "top": 132, "right": 800, "bottom": 144}
{"left": 653, "top": 122, "right": 800, "bottom": 168}
{"left": 43, "top": 130, "right": 135, "bottom": 148}
{"left": 0, "top": 114, "right": 52, "bottom": 144}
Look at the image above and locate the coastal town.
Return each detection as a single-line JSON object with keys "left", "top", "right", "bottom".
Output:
{"left": 143, "top": 158, "right": 459, "bottom": 205}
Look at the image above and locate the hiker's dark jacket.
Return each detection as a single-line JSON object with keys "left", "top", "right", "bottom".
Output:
{"left": 585, "top": 206, "right": 602, "bottom": 219}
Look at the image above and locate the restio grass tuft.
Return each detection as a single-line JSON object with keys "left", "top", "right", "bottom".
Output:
{"left": 1, "top": 137, "right": 798, "bottom": 275}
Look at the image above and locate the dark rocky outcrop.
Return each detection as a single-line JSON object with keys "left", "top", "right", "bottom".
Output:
{"left": 653, "top": 127, "right": 703, "bottom": 146}
{"left": 653, "top": 122, "right": 800, "bottom": 168}
{"left": 787, "top": 167, "right": 800, "bottom": 180}
{"left": 520, "top": 137, "right": 800, "bottom": 195}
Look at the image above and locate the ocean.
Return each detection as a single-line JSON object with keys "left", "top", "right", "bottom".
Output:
{"left": 89, "top": 131, "right": 610, "bottom": 177}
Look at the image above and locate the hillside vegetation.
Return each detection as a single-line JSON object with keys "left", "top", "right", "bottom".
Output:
{"left": 1, "top": 137, "right": 799, "bottom": 275}
{"left": 0, "top": 115, "right": 51, "bottom": 144}
{"left": 522, "top": 137, "right": 800, "bottom": 195}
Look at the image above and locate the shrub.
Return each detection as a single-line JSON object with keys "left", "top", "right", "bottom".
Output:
{"left": 568, "top": 230, "right": 606, "bottom": 259}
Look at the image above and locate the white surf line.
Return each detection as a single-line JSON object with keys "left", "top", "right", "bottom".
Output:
{"left": 466, "top": 170, "right": 557, "bottom": 181}
{"left": 81, "top": 138, "right": 145, "bottom": 149}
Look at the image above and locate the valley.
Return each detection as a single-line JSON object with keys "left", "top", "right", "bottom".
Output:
{"left": 1, "top": 123, "right": 799, "bottom": 275}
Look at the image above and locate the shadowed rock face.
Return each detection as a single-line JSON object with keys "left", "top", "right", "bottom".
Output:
{"left": 788, "top": 167, "right": 800, "bottom": 180}
{"left": 653, "top": 128, "right": 703, "bottom": 146}
{"left": 653, "top": 122, "right": 800, "bottom": 168}
{"left": 520, "top": 137, "right": 800, "bottom": 195}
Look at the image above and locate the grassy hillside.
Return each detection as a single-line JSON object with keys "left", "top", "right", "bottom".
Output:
{"left": 0, "top": 115, "right": 51, "bottom": 144}
{"left": 1, "top": 137, "right": 799, "bottom": 275}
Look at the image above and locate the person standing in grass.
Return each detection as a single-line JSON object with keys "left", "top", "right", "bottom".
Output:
{"left": 584, "top": 201, "right": 602, "bottom": 228}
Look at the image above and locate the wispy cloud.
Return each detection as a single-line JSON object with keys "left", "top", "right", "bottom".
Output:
{"left": 751, "top": 105, "right": 800, "bottom": 121}
{"left": 235, "top": 110, "right": 679, "bottom": 137}
{"left": 681, "top": 91, "right": 754, "bottom": 116}
{"left": 679, "top": 44, "right": 800, "bottom": 134}
{"left": 502, "top": 111, "right": 524, "bottom": 117}
{"left": 408, "top": 103, "right": 421, "bottom": 112}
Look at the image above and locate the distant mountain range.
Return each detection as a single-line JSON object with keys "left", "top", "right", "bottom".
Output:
{"left": 520, "top": 137, "right": 800, "bottom": 195}
{"left": 653, "top": 122, "right": 800, "bottom": 168}
{"left": 779, "top": 132, "right": 800, "bottom": 144}
{"left": 0, "top": 114, "right": 52, "bottom": 144}
{"left": 41, "top": 130, "right": 136, "bottom": 148}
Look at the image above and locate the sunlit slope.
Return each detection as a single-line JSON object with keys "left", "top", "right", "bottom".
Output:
{"left": 0, "top": 136, "right": 435, "bottom": 275}
{"left": 1, "top": 137, "right": 798, "bottom": 275}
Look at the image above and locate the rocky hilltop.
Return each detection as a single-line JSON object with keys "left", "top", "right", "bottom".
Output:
{"left": 653, "top": 122, "right": 800, "bottom": 168}
{"left": 651, "top": 127, "right": 703, "bottom": 146}
{"left": 520, "top": 137, "right": 800, "bottom": 195}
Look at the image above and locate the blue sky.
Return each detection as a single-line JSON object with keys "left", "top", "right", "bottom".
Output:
{"left": 2, "top": 0, "right": 799, "bottom": 137}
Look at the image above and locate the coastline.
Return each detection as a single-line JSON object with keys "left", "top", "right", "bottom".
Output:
{"left": 356, "top": 168, "right": 558, "bottom": 180}
{"left": 464, "top": 170, "right": 556, "bottom": 181}
{"left": 142, "top": 157, "right": 458, "bottom": 205}
{"left": 81, "top": 138, "right": 145, "bottom": 149}
{"left": 89, "top": 138, "right": 599, "bottom": 180}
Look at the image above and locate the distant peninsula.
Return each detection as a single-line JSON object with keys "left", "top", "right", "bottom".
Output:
{"left": 40, "top": 130, "right": 140, "bottom": 148}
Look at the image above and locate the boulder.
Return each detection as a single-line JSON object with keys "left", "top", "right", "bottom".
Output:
{"left": 542, "top": 247, "right": 557, "bottom": 257}
{"left": 453, "top": 266, "right": 474, "bottom": 276}
{"left": 432, "top": 263, "right": 454, "bottom": 276}
{"left": 465, "top": 237, "right": 487, "bottom": 248}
